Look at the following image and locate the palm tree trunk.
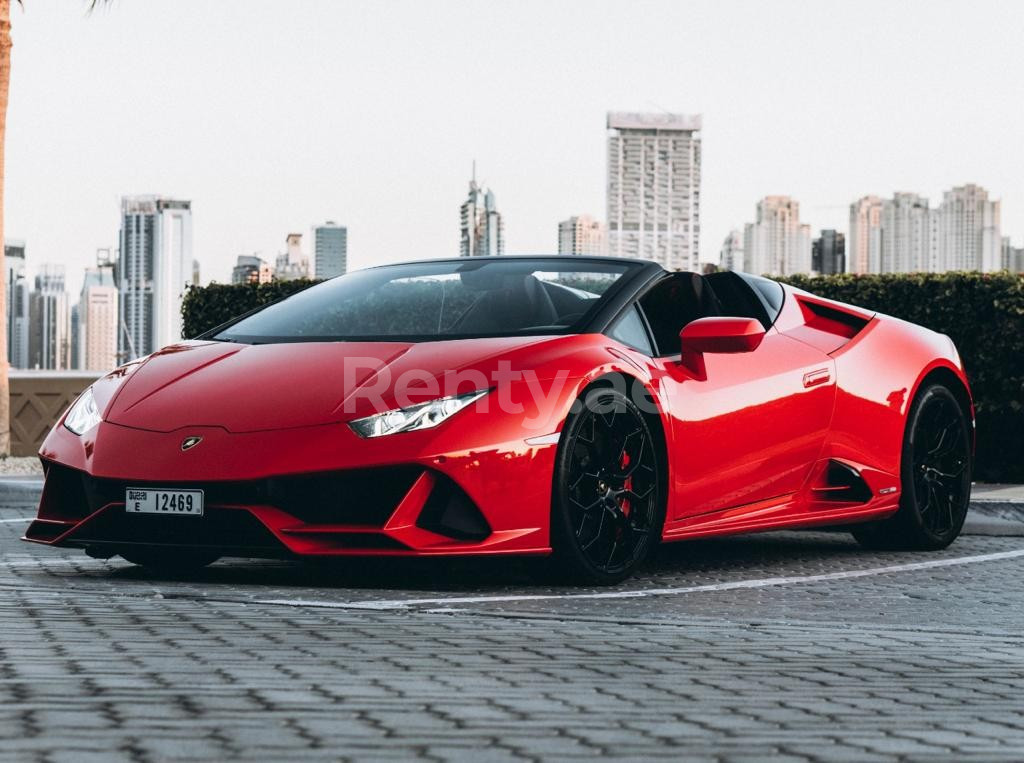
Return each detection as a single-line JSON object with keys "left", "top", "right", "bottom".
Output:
{"left": 0, "top": 0, "right": 11, "bottom": 455}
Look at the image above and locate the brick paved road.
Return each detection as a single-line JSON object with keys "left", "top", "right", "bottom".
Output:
{"left": 2, "top": 478, "right": 1024, "bottom": 761}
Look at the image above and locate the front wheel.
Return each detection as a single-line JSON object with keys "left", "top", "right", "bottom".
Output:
{"left": 852, "top": 383, "right": 972, "bottom": 550}
{"left": 550, "top": 387, "right": 665, "bottom": 585}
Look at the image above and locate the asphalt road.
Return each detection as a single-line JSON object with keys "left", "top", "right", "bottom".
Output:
{"left": 2, "top": 478, "right": 1024, "bottom": 762}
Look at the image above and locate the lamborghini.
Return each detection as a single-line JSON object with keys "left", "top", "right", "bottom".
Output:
{"left": 25, "top": 256, "right": 974, "bottom": 583}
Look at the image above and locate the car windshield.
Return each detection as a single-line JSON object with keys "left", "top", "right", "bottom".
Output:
{"left": 211, "top": 258, "right": 638, "bottom": 343}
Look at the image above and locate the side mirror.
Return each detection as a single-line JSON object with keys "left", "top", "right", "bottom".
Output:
{"left": 679, "top": 317, "right": 765, "bottom": 378}
{"left": 680, "top": 317, "right": 766, "bottom": 355}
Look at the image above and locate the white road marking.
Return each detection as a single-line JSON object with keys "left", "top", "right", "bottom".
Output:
{"left": 255, "top": 548, "right": 1024, "bottom": 611}
{"left": 0, "top": 517, "right": 30, "bottom": 524}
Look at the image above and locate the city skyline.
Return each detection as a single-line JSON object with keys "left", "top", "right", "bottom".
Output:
{"left": 3, "top": 175, "right": 1019, "bottom": 371}
{"left": 5, "top": 1, "right": 1022, "bottom": 286}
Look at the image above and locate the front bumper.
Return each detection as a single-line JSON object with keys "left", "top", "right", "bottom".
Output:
{"left": 24, "top": 417, "right": 559, "bottom": 558}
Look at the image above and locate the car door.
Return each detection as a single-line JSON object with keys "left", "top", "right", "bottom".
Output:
{"left": 638, "top": 273, "right": 837, "bottom": 520}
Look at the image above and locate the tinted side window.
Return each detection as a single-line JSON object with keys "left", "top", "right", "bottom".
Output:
{"left": 638, "top": 272, "right": 717, "bottom": 356}
{"left": 703, "top": 271, "right": 771, "bottom": 329}
{"left": 737, "top": 273, "right": 785, "bottom": 325}
{"left": 607, "top": 305, "right": 653, "bottom": 355}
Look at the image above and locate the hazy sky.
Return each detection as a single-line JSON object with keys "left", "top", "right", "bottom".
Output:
{"left": 7, "top": 0, "right": 1024, "bottom": 291}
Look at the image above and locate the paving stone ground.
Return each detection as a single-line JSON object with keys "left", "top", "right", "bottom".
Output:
{"left": 1, "top": 479, "right": 1023, "bottom": 761}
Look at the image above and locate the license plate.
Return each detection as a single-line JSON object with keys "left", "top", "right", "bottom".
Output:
{"left": 125, "top": 488, "right": 204, "bottom": 517}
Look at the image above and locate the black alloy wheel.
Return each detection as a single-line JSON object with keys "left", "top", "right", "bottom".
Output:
{"left": 852, "top": 383, "right": 972, "bottom": 550}
{"left": 551, "top": 387, "right": 663, "bottom": 584}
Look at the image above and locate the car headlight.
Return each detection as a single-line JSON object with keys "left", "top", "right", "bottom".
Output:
{"left": 64, "top": 387, "right": 102, "bottom": 435}
{"left": 348, "top": 389, "right": 489, "bottom": 438}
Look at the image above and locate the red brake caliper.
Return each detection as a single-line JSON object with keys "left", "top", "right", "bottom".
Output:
{"left": 620, "top": 451, "right": 632, "bottom": 518}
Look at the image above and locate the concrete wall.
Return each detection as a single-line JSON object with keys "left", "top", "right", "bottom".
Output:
{"left": 9, "top": 371, "right": 102, "bottom": 457}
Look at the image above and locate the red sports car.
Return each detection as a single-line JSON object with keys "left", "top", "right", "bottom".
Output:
{"left": 25, "top": 256, "right": 974, "bottom": 583}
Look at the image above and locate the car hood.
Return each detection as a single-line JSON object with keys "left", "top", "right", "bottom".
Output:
{"left": 103, "top": 336, "right": 572, "bottom": 433}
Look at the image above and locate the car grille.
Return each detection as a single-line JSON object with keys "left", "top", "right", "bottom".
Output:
{"left": 40, "top": 462, "right": 421, "bottom": 526}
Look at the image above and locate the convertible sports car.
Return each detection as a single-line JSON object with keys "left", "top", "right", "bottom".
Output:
{"left": 25, "top": 256, "right": 974, "bottom": 583}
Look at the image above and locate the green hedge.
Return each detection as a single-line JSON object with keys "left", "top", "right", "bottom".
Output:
{"left": 182, "top": 272, "right": 1024, "bottom": 482}
{"left": 181, "top": 280, "right": 322, "bottom": 339}
{"left": 781, "top": 272, "right": 1024, "bottom": 483}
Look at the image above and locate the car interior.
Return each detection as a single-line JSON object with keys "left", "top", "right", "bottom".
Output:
{"left": 452, "top": 273, "right": 561, "bottom": 333}
{"left": 632, "top": 271, "right": 780, "bottom": 357}
{"left": 454, "top": 269, "right": 783, "bottom": 350}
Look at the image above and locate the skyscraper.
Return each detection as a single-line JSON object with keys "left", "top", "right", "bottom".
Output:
{"left": 848, "top": 196, "right": 884, "bottom": 274}
{"left": 4, "top": 240, "right": 29, "bottom": 369}
{"left": 937, "top": 184, "right": 1001, "bottom": 271}
{"left": 274, "top": 233, "right": 311, "bottom": 281}
{"left": 880, "top": 193, "right": 931, "bottom": 273}
{"left": 847, "top": 185, "right": 1002, "bottom": 274}
{"left": 812, "top": 230, "right": 846, "bottom": 275}
{"left": 742, "top": 196, "right": 811, "bottom": 275}
{"left": 606, "top": 112, "right": 702, "bottom": 270}
{"left": 79, "top": 264, "right": 119, "bottom": 371}
{"left": 118, "top": 195, "right": 194, "bottom": 358}
{"left": 557, "top": 215, "right": 605, "bottom": 256}
{"left": 231, "top": 255, "right": 273, "bottom": 285}
{"left": 28, "top": 264, "right": 70, "bottom": 370}
{"left": 718, "top": 229, "right": 744, "bottom": 272}
{"left": 1002, "top": 237, "right": 1024, "bottom": 273}
{"left": 314, "top": 222, "right": 348, "bottom": 278}
{"left": 460, "top": 171, "right": 504, "bottom": 257}
{"left": 70, "top": 304, "right": 80, "bottom": 370}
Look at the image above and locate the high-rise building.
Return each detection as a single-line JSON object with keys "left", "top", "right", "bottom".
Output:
{"left": 314, "top": 222, "right": 348, "bottom": 278}
{"left": 936, "top": 184, "right": 1001, "bottom": 271}
{"left": 812, "top": 230, "right": 846, "bottom": 275}
{"left": 231, "top": 255, "right": 273, "bottom": 285}
{"left": 557, "top": 215, "right": 605, "bottom": 256}
{"left": 718, "top": 229, "right": 744, "bottom": 272}
{"left": 460, "top": 171, "right": 504, "bottom": 257}
{"left": 881, "top": 193, "right": 931, "bottom": 273}
{"left": 606, "top": 112, "right": 702, "bottom": 270}
{"left": 79, "top": 264, "right": 119, "bottom": 371}
{"left": 70, "top": 304, "right": 80, "bottom": 370}
{"left": 848, "top": 196, "right": 884, "bottom": 274}
{"left": 28, "top": 264, "right": 70, "bottom": 370}
{"left": 118, "top": 195, "right": 194, "bottom": 358}
{"left": 4, "top": 239, "right": 29, "bottom": 369}
{"left": 274, "top": 233, "right": 311, "bottom": 280}
{"left": 848, "top": 185, "right": 1002, "bottom": 274}
{"left": 742, "top": 196, "right": 812, "bottom": 275}
{"left": 1002, "top": 237, "right": 1024, "bottom": 273}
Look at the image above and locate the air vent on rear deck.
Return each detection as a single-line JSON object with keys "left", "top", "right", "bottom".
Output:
{"left": 786, "top": 296, "right": 873, "bottom": 354}
{"left": 799, "top": 299, "right": 871, "bottom": 339}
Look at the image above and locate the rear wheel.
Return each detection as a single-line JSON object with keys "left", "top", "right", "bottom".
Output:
{"left": 852, "top": 383, "right": 972, "bottom": 550}
{"left": 550, "top": 387, "right": 664, "bottom": 584}
{"left": 119, "top": 547, "right": 221, "bottom": 573}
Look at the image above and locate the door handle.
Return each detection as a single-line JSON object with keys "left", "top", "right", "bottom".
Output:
{"left": 803, "top": 368, "right": 832, "bottom": 388}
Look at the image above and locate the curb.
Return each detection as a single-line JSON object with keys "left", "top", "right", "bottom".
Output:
{"left": 970, "top": 501, "right": 1024, "bottom": 522}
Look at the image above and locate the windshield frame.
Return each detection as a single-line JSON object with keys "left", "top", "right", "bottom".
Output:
{"left": 202, "top": 256, "right": 656, "bottom": 345}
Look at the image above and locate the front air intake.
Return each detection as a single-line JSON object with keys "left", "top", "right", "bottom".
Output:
{"left": 416, "top": 474, "right": 491, "bottom": 541}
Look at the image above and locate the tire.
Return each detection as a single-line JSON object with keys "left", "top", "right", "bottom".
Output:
{"left": 550, "top": 387, "right": 665, "bottom": 585}
{"left": 852, "top": 383, "right": 972, "bottom": 551}
{"left": 119, "top": 547, "right": 221, "bottom": 573}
